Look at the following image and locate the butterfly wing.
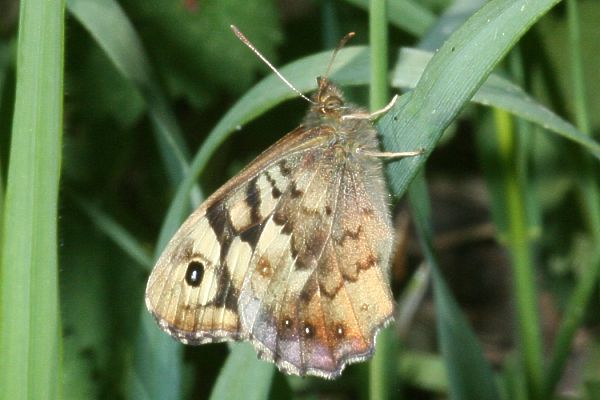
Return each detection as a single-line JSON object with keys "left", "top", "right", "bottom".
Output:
{"left": 145, "top": 126, "right": 327, "bottom": 343}
{"left": 240, "top": 145, "right": 395, "bottom": 378}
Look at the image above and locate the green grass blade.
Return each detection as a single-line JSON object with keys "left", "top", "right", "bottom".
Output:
{"left": 409, "top": 175, "right": 500, "bottom": 400}
{"left": 368, "top": 1, "right": 398, "bottom": 399}
{"left": 0, "top": 0, "right": 65, "bottom": 398}
{"left": 542, "top": 0, "right": 600, "bottom": 396}
{"left": 344, "top": 0, "right": 435, "bottom": 37}
{"left": 392, "top": 48, "right": 600, "bottom": 159}
{"left": 418, "top": 0, "right": 486, "bottom": 50}
{"left": 128, "top": 313, "right": 182, "bottom": 400}
{"left": 67, "top": 0, "right": 200, "bottom": 202}
{"left": 494, "top": 108, "right": 543, "bottom": 398}
{"left": 209, "top": 343, "right": 274, "bottom": 400}
{"left": 382, "top": 0, "right": 563, "bottom": 196}
{"left": 73, "top": 196, "right": 153, "bottom": 269}
{"left": 0, "top": 43, "right": 7, "bottom": 225}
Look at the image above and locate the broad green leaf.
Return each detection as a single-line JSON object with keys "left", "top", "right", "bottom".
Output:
{"left": 0, "top": 0, "right": 64, "bottom": 398}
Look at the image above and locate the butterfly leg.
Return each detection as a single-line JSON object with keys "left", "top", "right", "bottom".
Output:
{"left": 358, "top": 148, "right": 425, "bottom": 159}
{"left": 341, "top": 95, "right": 399, "bottom": 121}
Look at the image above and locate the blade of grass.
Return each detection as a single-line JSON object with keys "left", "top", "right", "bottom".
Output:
{"left": 542, "top": 0, "right": 600, "bottom": 396}
{"left": 72, "top": 196, "right": 153, "bottom": 269}
{"left": 209, "top": 343, "right": 274, "bottom": 400}
{"left": 0, "top": 0, "right": 64, "bottom": 398}
{"left": 392, "top": 48, "right": 600, "bottom": 159}
{"left": 344, "top": 0, "right": 435, "bottom": 37}
{"left": 418, "top": 0, "right": 486, "bottom": 51}
{"left": 321, "top": 0, "right": 341, "bottom": 48}
{"left": 409, "top": 174, "right": 500, "bottom": 400}
{"left": 0, "top": 42, "right": 7, "bottom": 229}
{"left": 368, "top": 1, "right": 398, "bottom": 399}
{"left": 494, "top": 108, "right": 543, "bottom": 399}
{"left": 66, "top": 0, "right": 201, "bottom": 203}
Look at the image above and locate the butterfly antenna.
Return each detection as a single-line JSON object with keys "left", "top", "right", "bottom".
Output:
{"left": 319, "top": 32, "right": 355, "bottom": 93}
{"left": 231, "top": 25, "right": 315, "bottom": 104}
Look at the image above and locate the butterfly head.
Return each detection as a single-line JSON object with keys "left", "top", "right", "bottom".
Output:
{"left": 314, "top": 77, "right": 346, "bottom": 116}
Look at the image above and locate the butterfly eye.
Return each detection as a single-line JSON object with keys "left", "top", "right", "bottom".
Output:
{"left": 322, "top": 96, "right": 343, "bottom": 112}
{"left": 185, "top": 261, "right": 205, "bottom": 287}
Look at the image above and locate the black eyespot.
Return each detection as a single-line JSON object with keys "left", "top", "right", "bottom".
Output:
{"left": 185, "top": 261, "right": 205, "bottom": 287}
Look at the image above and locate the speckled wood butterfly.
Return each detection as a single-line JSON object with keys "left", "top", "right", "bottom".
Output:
{"left": 145, "top": 26, "right": 422, "bottom": 379}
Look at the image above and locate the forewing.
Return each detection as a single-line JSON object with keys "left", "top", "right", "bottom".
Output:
{"left": 145, "top": 126, "right": 321, "bottom": 344}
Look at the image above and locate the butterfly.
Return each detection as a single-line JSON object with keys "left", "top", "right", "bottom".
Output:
{"left": 145, "top": 26, "right": 422, "bottom": 379}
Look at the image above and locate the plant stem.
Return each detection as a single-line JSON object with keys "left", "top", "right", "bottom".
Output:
{"left": 494, "top": 109, "right": 543, "bottom": 400}
{"left": 369, "top": 0, "right": 389, "bottom": 110}
{"left": 368, "top": 1, "right": 397, "bottom": 399}
{"left": 542, "top": 0, "right": 600, "bottom": 396}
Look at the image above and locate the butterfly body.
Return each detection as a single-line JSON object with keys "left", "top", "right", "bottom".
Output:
{"left": 146, "top": 78, "right": 396, "bottom": 378}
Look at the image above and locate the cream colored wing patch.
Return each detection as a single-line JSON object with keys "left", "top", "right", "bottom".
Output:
{"left": 145, "top": 153, "right": 301, "bottom": 344}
